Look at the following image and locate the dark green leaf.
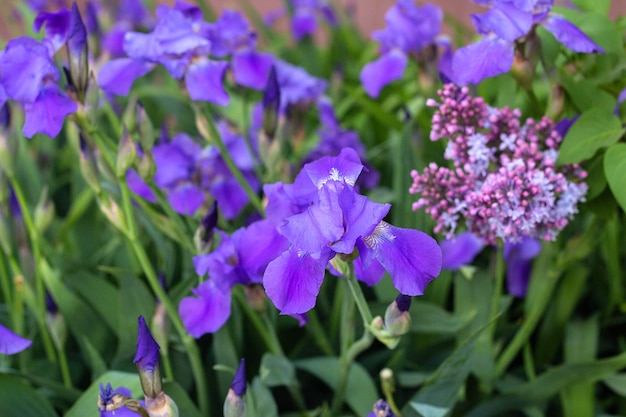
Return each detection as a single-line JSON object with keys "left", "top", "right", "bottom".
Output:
{"left": 0, "top": 374, "right": 58, "bottom": 417}
{"left": 295, "top": 357, "right": 377, "bottom": 416}
{"left": 246, "top": 377, "right": 278, "bottom": 417}
{"left": 259, "top": 353, "right": 296, "bottom": 387}
{"left": 162, "top": 380, "right": 204, "bottom": 417}
{"left": 570, "top": 0, "right": 610, "bottom": 15}
{"left": 557, "top": 108, "right": 624, "bottom": 164}
{"left": 604, "top": 143, "right": 626, "bottom": 212}
{"left": 409, "top": 301, "right": 474, "bottom": 334}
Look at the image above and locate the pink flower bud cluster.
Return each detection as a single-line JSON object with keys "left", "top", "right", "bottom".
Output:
{"left": 411, "top": 84, "right": 587, "bottom": 244}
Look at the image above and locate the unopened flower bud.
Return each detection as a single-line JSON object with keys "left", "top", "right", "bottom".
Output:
{"left": 137, "top": 148, "right": 156, "bottom": 182}
{"left": 134, "top": 315, "right": 162, "bottom": 399}
{"left": 66, "top": 3, "right": 89, "bottom": 104}
{"left": 137, "top": 102, "right": 155, "bottom": 150}
{"left": 262, "top": 66, "right": 280, "bottom": 140}
{"left": 151, "top": 303, "right": 169, "bottom": 358}
{"left": 223, "top": 359, "right": 246, "bottom": 417}
{"left": 194, "top": 201, "right": 218, "bottom": 253}
{"left": 383, "top": 294, "right": 411, "bottom": 337}
{"left": 0, "top": 210, "right": 12, "bottom": 256}
{"left": 34, "top": 187, "right": 55, "bottom": 233}
{"left": 145, "top": 391, "right": 179, "bottom": 417}
{"left": 0, "top": 103, "right": 15, "bottom": 176}
{"left": 79, "top": 135, "right": 101, "bottom": 193}
{"left": 99, "top": 196, "right": 126, "bottom": 232}
{"left": 116, "top": 126, "right": 137, "bottom": 178}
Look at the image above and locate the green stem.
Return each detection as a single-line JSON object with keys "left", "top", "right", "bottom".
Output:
{"left": 495, "top": 267, "right": 559, "bottom": 377}
{"left": 8, "top": 176, "right": 57, "bottom": 363}
{"left": 0, "top": 250, "right": 13, "bottom": 317}
{"left": 489, "top": 240, "right": 505, "bottom": 339}
{"left": 306, "top": 310, "right": 335, "bottom": 356}
{"left": 197, "top": 108, "right": 265, "bottom": 216}
{"left": 331, "top": 265, "right": 375, "bottom": 415}
{"left": 118, "top": 179, "right": 209, "bottom": 414}
{"left": 56, "top": 344, "right": 73, "bottom": 388}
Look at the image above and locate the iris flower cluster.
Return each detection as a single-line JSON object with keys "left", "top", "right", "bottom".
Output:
{"left": 410, "top": 84, "right": 588, "bottom": 244}
{"left": 181, "top": 148, "right": 442, "bottom": 336}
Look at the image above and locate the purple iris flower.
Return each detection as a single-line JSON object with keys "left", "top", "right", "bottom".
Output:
{"left": 274, "top": 59, "right": 328, "bottom": 112}
{"left": 0, "top": 37, "right": 76, "bottom": 138}
{"left": 263, "top": 148, "right": 442, "bottom": 314}
{"left": 0, "top": 323, "right": 32, "bottom": 355}
{"left": 128, "top": 127, "right": 259, "bottom": 219}
{"left": 98, "top": 383, "right": 141, "bottom": 417}
{"left": 98, "top": 1, "right": 230, "bottom": 105}
{"left": 134, "top": 316, "right": 162, "bottom": 399}
{"left": 451, "top": 0, "right": 604, "bottom": 85}
{"left": 360, "top": 0, "right": 443, "bottom": 97}
{"left": 440, "top": 231, "right": 485, "bottom": 270}
{"left": 180, "top": 221, "right": 289, "bottom": 336}
{"left": 504, "top": 236, "right": 541, "bottom": 297}
{"left": 101, "top": 0, "right": 154, "bottom": 57}
{"left": 203, "top": 10, "right": 274, "bottom": 90}
{"left": 366, "top": 399, "right": 395, "bottom": 417}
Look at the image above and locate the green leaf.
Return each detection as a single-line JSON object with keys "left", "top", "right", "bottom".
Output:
{"left": 570, "top": 0, "right": 610, "bottom": 15}
{"left": 560, "top": 75, "right": 616, "bottom": 112}
{"left": 584, "top": 154, "right": 607, "bottom": 200}
{"left": 260, "top": 353, "right": 296, "bottom": 387}
{"left": 246, "top": 377, "right": 278, "bottom": 417}
{"left": 162, "top": 380, "right": 204, "bottom": 417}
{"left": 409, "top": 301, "right": 475, "bottom": 334}
{"left": 604, "top": 143, "right": 626, "bottom": 212}
{"left": 557, "top": 108, "right": 624, "bottom": 165}
{"left": 0, "top": 374, "right": 58, "bottom": 417}
{"left": 603, "top": 373, "right": 626, "bottom": 397}
{"left": 65, "top": 371, "right": 142, "bottom": 417}
{"left": 295, "top": 357, "right": 377, "bottom": 416}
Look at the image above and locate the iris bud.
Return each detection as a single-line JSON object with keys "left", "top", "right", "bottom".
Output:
{"left": 223, "top": 359, "right": 246, "bottom": 417}
{"left": 66, "top": 3, "right": 89, "bottom": 103}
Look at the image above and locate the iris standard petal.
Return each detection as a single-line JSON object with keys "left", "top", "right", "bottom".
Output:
{"left": 470, "top": 3, "right": 532, "bottom": 41}
{"left": 167, "top": 183, "right": 205, "bottom": 215}
{"left": 451, "top": 36, "right": 514, "bottom": 85}
{"left": 303, "top": 147, "right": 364, "bottom": 188}
{"left": 360, "top": 49, "right": 407, "bottom": 98}
{"left": 179, "top": 280, "right": 232, "bottom": 337}
{"left": 291, "top": 8, "right": 317, "bottom": 39}
{"left": 542, "top": 14, "right": 604, "bottom": 54}
{"left": 364, "top": 222, "right": 442, "bottom": 296}
{"left": 185, "top": 59, "right": 230, "bottom": 105}
{"left": 263, "top": 247, "right": 331, "bottom": 314}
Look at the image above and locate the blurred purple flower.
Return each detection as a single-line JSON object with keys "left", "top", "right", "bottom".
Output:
{"left": 360, "top": 0, "right": 443, "bottom": 97}
{"left": 274, "top": 59, "right": 328, "bottom": 111}
{"left": 451, "top": 0, "right": 604, "bottom": 85}
{"left": 440, "top": 231, "right": 484, "bottom": 270}
{"left": 266, "top": 0, "right": 337, "bottom": 40}
{"left": 366, "top": 399, "right": 395, "bottom": 417}
{"left": 0, "top": 37, "right": 76, "bottom": 137}
{"left": 504, "top": 236, "right": 541, "bottom": 297}
{"left": 101, "top": 0, "right": 154, "bottom": 57}
{"left": 0, "top": 324, "right": 32, "bottom": 355}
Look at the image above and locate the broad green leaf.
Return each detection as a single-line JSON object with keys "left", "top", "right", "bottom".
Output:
{"left": 402, "top": 325, "right": 481, "bottom": 417}
{"left": 260, "top": 353, "right": 296, "bottom": 387}
{"left": 410, "top": 300, "right": 475, "bottom": 335}
{"left": 162, "top": 380, "right": 204, "bottom": 417}
{"left": 0, "top": 374, "right": 58, "bottom": 417}
{"left": 65, "top": 371, "right": 142, "bottom": 417}
{"left": 557, "top": 108, "right": 624, "bottom": 165}
{"left": 584, "top": 154, "right": 607, "bottom": 200}
{"left": 604, "top": 143, "right": 626, "bottom": 213}
{"left": 603, "top": 373, "right": 626, "bottom": 397}
{"left": 295, "top": 357, "right": 377, "bottom": 416}
{"left": 246, "top": 377, "right": 278, "bottom": 417}
{"left": 560, "top": 75, "right": 616, "bottom": 112}
{"left": 570, "top": 0, "right": 610, "bottom": 15}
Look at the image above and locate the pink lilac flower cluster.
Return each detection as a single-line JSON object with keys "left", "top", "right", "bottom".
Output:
{"left": 410, "top": 84, "right": 587, "bottom": 244}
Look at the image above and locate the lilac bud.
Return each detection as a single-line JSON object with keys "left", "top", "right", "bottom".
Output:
{"left": 134, "top": 315, "right": 162, "bottom": 399}
{"left": 66, "top": 3, "right": 89, "bottom": 103}
{"left": 262, "top": 66, "right": 280, "bottom": 140}
{"left": 116, "top": 126, "right": 137, "bottom": 178}
{"left": 224, "top": 359, "right": 246, "bottom": 417}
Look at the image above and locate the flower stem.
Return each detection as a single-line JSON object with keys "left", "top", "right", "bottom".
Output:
{"left": 118, "top": 177, "right": 210, "bottom": 414}
{"left": 331, "top": 265, "right": 375, "bottom": 415}
{"left": 489, "top": 240, "right": 505, "bottom": 338}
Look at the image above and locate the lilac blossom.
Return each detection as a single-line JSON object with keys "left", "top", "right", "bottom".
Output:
{"left": 451, "top": 0, "right": 604, "bottom": 85}
{"left": 410, "top": 85, "right": 588, "bottom": 244}
{"left": 0, "top": 37, "right": 76, "bottom": 138}
{"left": 0, "top": 323, "right": 32, "bottom": 355}
{"left": 360, "top": 0, "right": 443, "bottom": 97}
{"left": 263, "top": 148, "right": 442, "bottom": 314}
{"left": 127, "top": 126, "right": 259, "bottom": 219}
